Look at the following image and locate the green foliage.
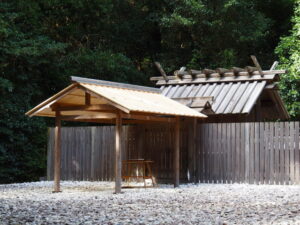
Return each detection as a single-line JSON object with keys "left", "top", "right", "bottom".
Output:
{"left": 0, "top": 0, "right": 296, "bottom": 183}
{"left": 276, "top": 0, "right": 300, "bottom": 120}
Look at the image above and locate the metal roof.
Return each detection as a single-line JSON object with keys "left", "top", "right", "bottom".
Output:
{"left": 160, "top": 81, "right": 266, "bottom": 114}
{"left": 26, "top": 77, "right": 206, "bottom": 119}
{"left": 151, "top": 66, "right": 289, "bottom": 117}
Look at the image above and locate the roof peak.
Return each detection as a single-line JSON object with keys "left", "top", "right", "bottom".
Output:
{"left": 71, "top": 76, "right": 161, "bottom": 93}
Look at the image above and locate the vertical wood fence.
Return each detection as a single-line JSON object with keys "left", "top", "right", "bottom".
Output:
{"left": 196, "top": 122, "right": 300, "bottom": 184}
{"left": 47, "top": 124, "right": 188, "bottom": 182}
{"left": 47, "top": 122, "right": 300, "bottom": 184}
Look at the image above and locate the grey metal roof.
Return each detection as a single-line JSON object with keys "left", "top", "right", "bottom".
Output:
{"left": 161, "top": 81, "right": 266, "bottom": 114}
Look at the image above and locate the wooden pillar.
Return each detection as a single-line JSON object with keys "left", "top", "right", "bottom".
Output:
{"left": 53, "top": 112, "right": 61, "bottom": 192}
{"left": 115, "top": 112, "right": 122, "bottom": 193}
{"left": 174, "top": 116, "right": 180, "bottom": 187}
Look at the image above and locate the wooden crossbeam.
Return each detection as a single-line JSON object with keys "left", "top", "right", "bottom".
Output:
{"left": 122, "top": 113, "right": 176, "bottom": 123}
{"left": 232, "top": 67, "right": 245, "bottom": 75}
{"left": 202, "top": 69, "right": 215, "bottom": 75}
{"left": 59, "top": 113, "right": 116, "bottom": 120}
{"left": 245, "top": 66, "right": 258, "bottom": 74}
{"left": 216, "top": 68, "right": 230, "bottom": 75}
{"left": 51, "top": 104, "right": 116, "bottom": 112}
{"left": 150, "top": 70, "right": 286, "bottom": 81}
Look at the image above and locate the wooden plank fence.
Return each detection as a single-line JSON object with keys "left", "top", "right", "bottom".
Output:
{"left": 47, "top": 122, "right": 300, "bottom": 184}
{"left": 47, "top": 124, "right": 188, "bottom": 182}
{"left": 196, "top": 122, "right": 300, "bottom": 184}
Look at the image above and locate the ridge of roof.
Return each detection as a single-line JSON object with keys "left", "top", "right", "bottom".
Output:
{"left": 151, "top": 69, "right": 286, "bottom": 86}
{"left": 71, "top": 76, "right": 161, "bottom": 93}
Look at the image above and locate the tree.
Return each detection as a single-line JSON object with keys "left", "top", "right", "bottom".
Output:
{"left": 276, "top": 0, "right": 300, "bottom": 120}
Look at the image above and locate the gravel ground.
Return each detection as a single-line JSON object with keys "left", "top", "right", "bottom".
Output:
{"left": 0, "top": 181, "right": 300, "bottom": 225}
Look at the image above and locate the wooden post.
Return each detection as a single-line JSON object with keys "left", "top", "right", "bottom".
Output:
{"left": 115, "top": 112, "right": 122, "bottom": 193}
{"left": 53, "top": 111, "right": 61, "bottom": 192}
{"left": 174, "top": 116, "right": 180, "bottom": 187}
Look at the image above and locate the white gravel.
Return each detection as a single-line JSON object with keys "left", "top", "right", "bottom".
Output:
{"left": 0, "top": 181, "right": 300, "bottom": 225}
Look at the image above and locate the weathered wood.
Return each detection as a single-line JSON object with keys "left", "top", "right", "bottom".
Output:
{"left": 48, "top": 121, "right": 300, "bottom": 185}
{"left": 285, "top": 122, "right": 290, "bottom": 184}
{"left": 115, "top": 112, "right": 122, "bottom": 193}
{"left": 290, "top": 122, "right": 295, "bottom": 184}
{"left": 264, "top": 123, "right": 270, "bottom": 184}
{"left": 240, "top": 123, "right": 245, "bottom": 182}
{"left": 215, "top": 68, "right": 230, "bottom": 75}
{"left": 269, "top": 122, "right": 274, "bottom": 184}
{"left": 245, "top": 66, "right": 258, "bottom": 74}
{"left": 232, "top": 67, "right": 246, "bottom": 75}
{"left": 259, "top": 122, "right": 265, "bottom": 184}
{"left": 53, "top": 112, "right": 61, "bottom": 192}
{"left": 174, "top": 117, "right": 180, "bottom": 187}
{"left": 295, "top": 122, "right": 300, "bottom": 184}
{"left": 249, "top": 123, "right": 255, "bottom": 184}
{"left": 254, "top": 123, "right": 260, "bottom": 184}
{"left": 280, "top": 122, "right": 285, "bottom": 184}
{"left": 270, "top": 61, "right": 279, "bottom": 70}
{"left": 274, "top": 122, "right": 280, "bottom": 184}
{"left": 154, "top": 62, "right": 169, "bottom": 81}
{"left": 202, "top": 69, "right": 216, "bottom": 75}
{"left": 250, "top": 55, "right": 264, "bottom": 77}
{"left": 155, "top": 72, "right": 284, "bottom": 86}
{"left": 245, "top": 123, "right": 250, "bottom": 183}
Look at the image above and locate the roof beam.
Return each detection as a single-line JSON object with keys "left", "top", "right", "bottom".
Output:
{"left": 77, "top": 85, "right": 131, "bottom": 114}
{"left": 150, "top": 70, "right": 286, "bottom": 81}
{"left": 122, "top": 113, "right": 176, "bottom": 123}
{"left": 25, "top": 84, "right": 78, "bottom": 117}
{"left": 51, "top": 104, "right": 116, "bottom": 112}
{"left": 59, "top": 113, "right": 116, "bottom": 120}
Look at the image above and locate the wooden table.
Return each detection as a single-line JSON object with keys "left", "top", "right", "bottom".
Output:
{"left": 122, "top": 159, "right": 156, "bottom": 187}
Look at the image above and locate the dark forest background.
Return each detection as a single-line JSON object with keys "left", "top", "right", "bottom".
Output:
{"left": 1, "top": 0, "right": 300, "bottom": 183}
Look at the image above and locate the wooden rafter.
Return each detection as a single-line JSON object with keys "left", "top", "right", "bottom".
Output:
{"left": 251, "top": 55, "right": 264, "bottom": 77}
{"left": 121, "top": 113, "right": 176, "bottom": 123}
{"left": 154, "top": 62, "right": 169, "bottom": 82}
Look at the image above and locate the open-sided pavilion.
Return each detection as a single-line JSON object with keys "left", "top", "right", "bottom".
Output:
{"left": 26, "top": 76, "right": 206, "bottom": 193}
